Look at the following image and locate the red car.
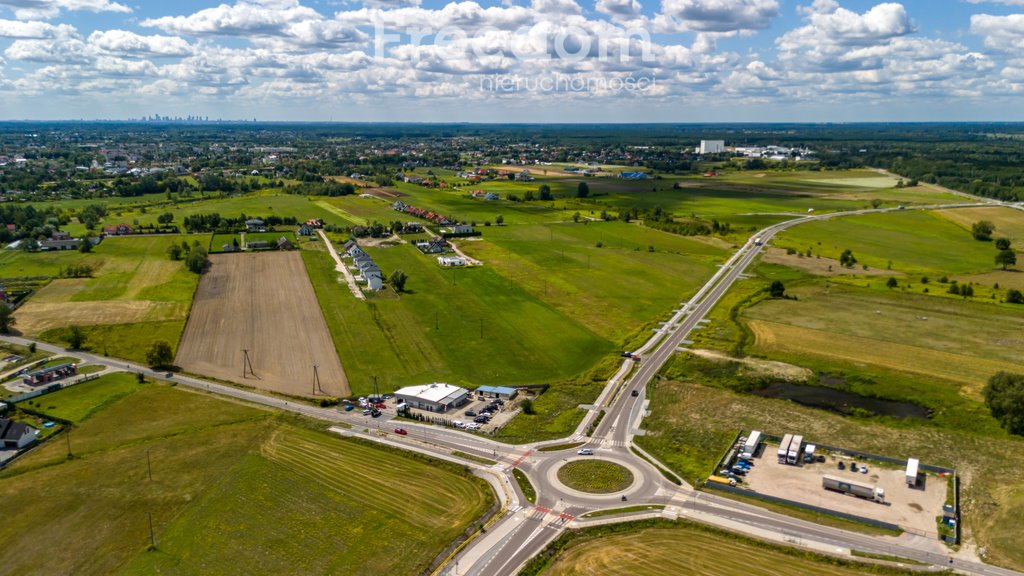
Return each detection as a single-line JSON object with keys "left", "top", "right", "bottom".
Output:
{"left": 394, "top": 428, "right": 408, "bottom": 435}
{"left": 375, "top": 403, "right": 387, "bottom": 409}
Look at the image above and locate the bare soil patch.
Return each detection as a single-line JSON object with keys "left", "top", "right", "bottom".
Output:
{"left": 176, "top": 252, "right": 349, "bottom": 397}
{"left": 690, "top": 348, "right": 812, "bottom": 381}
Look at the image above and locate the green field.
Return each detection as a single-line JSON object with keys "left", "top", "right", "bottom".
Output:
{"left": 26, "top": 372, "right": 142, "bottom": 423}
{"left": 303, "top": 244, "right": 614, "bottom": 395}
{"left": 0, "top": 381, "right": 493, "bottom": 575}
{"left": 529, "top": 520, "right": 915, "bottom": 576}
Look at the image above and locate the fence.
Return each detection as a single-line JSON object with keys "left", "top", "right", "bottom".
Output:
{"left": 7, "top": 373, "right": 100, "bottom": 405}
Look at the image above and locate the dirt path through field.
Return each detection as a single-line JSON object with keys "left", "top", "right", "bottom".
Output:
{"left": 317, "top": 229, "right": 364, "bottom": 300}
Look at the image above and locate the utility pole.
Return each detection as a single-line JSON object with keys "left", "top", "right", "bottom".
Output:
{"left": 435, "top": 311, "right": 439, "bottom": 330}
{"left": 147, "top": 511, "right": 156, "bottom": 550}
{"left": 66, "top": 427, "right": 72, "bottom": 458}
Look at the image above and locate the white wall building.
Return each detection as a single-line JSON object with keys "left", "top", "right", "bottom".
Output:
{"left": 699, "top": 140, "right": 726, "bottom": 154}
{"left": 394, "top": 383, "right": 469, "bottom": 413}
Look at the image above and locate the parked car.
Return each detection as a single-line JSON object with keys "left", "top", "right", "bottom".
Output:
{"left": 495, "top": 399, "right": 505, "bottom": 405}
{"left": 375, "top": 403, "right": 386, "bottom": 409}
{"left": 620, "top": 351, "right": 633, "bottom": 358}
{"left": 344, "top": 405, "right": 355, "bottom": 412}
{"left": 851, "top": 463, "right": 859, "bottom": 472}
{"left": 370, "top": 410, "right": 381, "bottom": 418}
{"left": 465, "top": 423, "right": 481, "bottom": 430}
{"left": 474, "top": 416, "right": 489, "bottom": 423}
{"left": 816, "top": 455, "right": 826, "bottom": 463}
{"left": 453, "top": 421, "right": 466, "bottom": 428}
{"left": 837, "top": 461, "right": 845, "bottom": 470}
{"left": 577, "top": 448, "right": 594, "bottom": 455}
{"left": 861, "top": 466, "right": 869, "bottom": 474}
{"left": 394, "top": 428, "right": 408, "bottom": 435}
{"left": 465, "top": 410, "right": 477, "bottom": 417}
{"left": 362, "top": 409, "right": 372, "bottom": 415}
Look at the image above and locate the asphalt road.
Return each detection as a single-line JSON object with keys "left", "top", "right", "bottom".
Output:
{"left": 4, "top": 200, "right": 1021, "bottom": 576}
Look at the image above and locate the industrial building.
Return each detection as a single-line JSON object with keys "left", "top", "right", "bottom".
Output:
{"left": 699, "top": 140, "right": 726, "bottom": 154}
{"left": 475, "top": 385, "right": 518, "bottom": 400}
{"left": 394, "top": 383, "right": 469, "bottom": 413}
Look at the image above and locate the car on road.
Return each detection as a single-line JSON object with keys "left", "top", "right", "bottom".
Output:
{"left": 165, "top": 372, "right": 173, "bottom": 378}
{"left": 394, "top": 428, "right": 408, "bottom": 435}
{"left": 577, "top": 448, "right": 594, "bottom": 455}
{"left": 630, "top": 389, "right": 640, "bottom": 397}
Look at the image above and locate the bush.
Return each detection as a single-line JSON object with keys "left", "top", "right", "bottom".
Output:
{"left": 984, "top": 372, "right": 1024, "bottom": 436}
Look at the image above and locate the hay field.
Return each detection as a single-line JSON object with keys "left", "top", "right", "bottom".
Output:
{"left": 176, "top": 252, "right": 349, "bottom": 397}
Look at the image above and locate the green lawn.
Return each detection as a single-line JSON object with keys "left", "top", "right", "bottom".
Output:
{"left": 0, "top": 382, "right": 493, "bottom": 576}
{"left": 303, "top": 245, "right": 614, "bottom": 395}
{"left": 28, "top": 372, "right": 143, "bottom": 423}
{"left": 556, "top": 460, "right": 634, "bottom": 493}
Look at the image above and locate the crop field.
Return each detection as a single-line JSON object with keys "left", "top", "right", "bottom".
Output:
{"left": 176, "top": 252, "right": 349, "bottom": 397}
{"left": 538, "top": 523, "right": 902, "bottom": 576}
{"left": 939, "top": 206, "right": 1024, "bottom": 245}
{"left": 303, "top": 244, "right": 613, "bottom": 395}
{"left": 743, "top": 284, "right": 1024, "bottom": 396}
{"left": 770, "top": 210, "right": 997, "bottom": 275}
{"left": 10, "top": 236, "right": 202, "bottom": 336}
{"left": 0, "top": 382, "right": 492, "bottom": 576}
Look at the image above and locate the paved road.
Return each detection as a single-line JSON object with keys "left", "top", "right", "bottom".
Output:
{"left": 5, "top": 200, "right": 1021, "bottom": 576}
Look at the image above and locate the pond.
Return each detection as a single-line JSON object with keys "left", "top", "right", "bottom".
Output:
{"left": 751, "top": 382, "right": 931, "bottom": 420}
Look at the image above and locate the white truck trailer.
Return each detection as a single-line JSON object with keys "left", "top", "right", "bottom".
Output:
{"left": 906, "top": 458, "right": 920, "bottom": 487}
{"left": 787, "top": 435, "right": 803, "bottom": 465}
{"left": 742, "top": 431, "right": 761, "bottom": 459}
{"left": 777, "top": 434, "right": 793, "bottom": 464}
{"left": 823, "top": 475, "right": 885, "bottom": 503}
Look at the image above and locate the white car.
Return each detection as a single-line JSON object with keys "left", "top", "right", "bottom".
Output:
{"left": 465, "top": 423, "right": 481, "bottom": 430}
{"left": 453, "top": 421, "right": 466, "bottom": 428}
{"left": 577, "top": 448, "right": 594, "bottom": 455}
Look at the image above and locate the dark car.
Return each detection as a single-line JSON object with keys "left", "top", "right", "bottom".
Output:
{"left": 495, "top": 399, "right": 504, "bottom": 405}
{"left": 620, "top": 351, "right": 633, "bottom": 358}
{"left": 465, "top": 410, "right": 477, "bottom": 417}
{"left": 371, "top": 410, "right": 382, "bottom": 418}
{"left": 474, "top": 416, "right": 489, "bottom": 423}
{"left": 630, "top": 389, "right": 640, "bottom": 397}
{"left": 344, "top": 405, "right": 355, "bottom": 412}
{"left": 837, "top": 461, "right": 846, "bottom": 470}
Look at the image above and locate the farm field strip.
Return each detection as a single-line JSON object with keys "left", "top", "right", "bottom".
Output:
{"left": 175, "top": 251, "right": 349, "bottom": 397}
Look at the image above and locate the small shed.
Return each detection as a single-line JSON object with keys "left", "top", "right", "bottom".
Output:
{"left": 475, "top": 385, "right": 518, "bottom": 400}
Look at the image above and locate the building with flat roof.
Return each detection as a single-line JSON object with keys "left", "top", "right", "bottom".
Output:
{"left": 699, "top": 140, "right": 726, "bottom": 154}
{"left": 394, "top": 383, "right": 469, "bottom": 413}
{"left": 475, "top": 385, "right": 518, "bottom": 400}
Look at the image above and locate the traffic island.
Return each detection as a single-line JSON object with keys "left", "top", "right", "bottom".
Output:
{"left": 556, "top": 460, "right": 635, "bottom": 494}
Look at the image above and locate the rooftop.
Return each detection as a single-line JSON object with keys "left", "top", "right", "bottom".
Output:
{"left": 395, "top": 383, "right": 467, "bottom": 403}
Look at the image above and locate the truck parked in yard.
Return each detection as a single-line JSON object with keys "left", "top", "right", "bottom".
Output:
{"left": 822, "top": 475, "right": 885, "bottom": 503}
{"left": 787, "top": 435, "right": 803, "bottom": 465}
{"left": 777, "top": 434, "right": 793, "bottom": 464}
{"left": 742, "top": 430, "right": 761, "bottom": 459}
{"left": 905, "top": 458, "right": 919, "bottom": 487}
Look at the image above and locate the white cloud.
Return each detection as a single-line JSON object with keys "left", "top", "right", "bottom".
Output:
{"left": 971, "top": 13, "right": 1024, "bottom": 51}
{"left": 777, "top": 2, "right": 914, "bottom": 72}
{"left": 0, "top": 18, "right": 77, "bottom": 38}
{"left": 657, "top": 0, "right": 779, "bottom": 32}
{"left": 0, "top": 0, "right": 129, "bottom": 20}
{"left": 141, "top": 0, "right": 320, "bottom": 38}
{"left": 88, "top": 30, "right": 193, "bottom": 57}
{"left": 595, "top": 0, "right": 642, "bottom": 20}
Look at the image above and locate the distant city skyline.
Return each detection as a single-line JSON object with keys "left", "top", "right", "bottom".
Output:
{"left": 1, "top": 0, "right": 1023, "bottom": 122}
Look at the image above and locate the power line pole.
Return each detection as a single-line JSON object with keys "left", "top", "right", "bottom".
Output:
{"left": 147, "top": 511, "right": 156, "bottom": 550}
{"left": 66, "top": 426, "right": 72, "bottom": 458}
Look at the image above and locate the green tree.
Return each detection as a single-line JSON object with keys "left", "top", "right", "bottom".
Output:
{"left": 495, "top": 215, "right": 504, "bottom": 225}
{"left": 768, "top": 280, "right": 786, "bottom": 298}
{"left": 520, "top": 398, "right": 536, "bottom": 415}
{"left": 972, "top": 220, "right": 995, "bottom": 241}
{"left": 157, "top": 212, "right": 174, "bottom": 224}
{"left": 572, "top": 212, "right": 581, "bottom": 223}
{"left": 78, "top": 237, "right": 93, "bottom": 253}
{"left": 389, "top": 269, "right": 408, "bottom": 292}
{"left": 870, "top": 198, "right": 882, "bottom": 209}
{"left": 839, "top": 248, "right": 857, "bottom": 268}
{"left": 996, "top": 249, "right": 1017, "bottom": 270}
{"left": 0, "top": 304, "right": 14, "bottom": 334}
{"left": 995, "top": 237, "right": 1012, "bottom": 251}
{"left": 1007, "top": 289, "right": 1024, "bottom": 304}
{"left": 948, "top": 283, "right": 961, "bottom": 295}
{"left": 167, "top": 243, "right": 183, "bottom": 260}
{"left": 984, "top": 372, "right": 1024, "bottom": 435}
{"left": 576, "top": 181, "right": 590, "bottom": 198}
{"left": 886, "top": 277, "right": 898, "bottom": 289}
{"left": 146, "top": 340, "right": 175, "bottom": 368}
{"left": 538, "top": 184, "right": 553, "bottom": 201}
{"left": 66, "top": 325, "right": 87, "bottom": 350}
{"left": 961, "top": 284, "right": 974, "bottom": 298}
{"left": 185, "top": 245, "right": 208, "bottom": 274}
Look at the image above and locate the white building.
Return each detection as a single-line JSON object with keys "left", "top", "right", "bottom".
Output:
{"left": 394, "top": 383, "right": 469, "bottom": 413}
{"left": 700, "top": 140, "right": 726, "bottom": 154}
{"left": 437, "top": 256, "right": 467, "bottom": 267}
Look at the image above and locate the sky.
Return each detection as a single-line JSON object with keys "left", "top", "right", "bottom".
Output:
{"left": 0, "top": 0, "right": 1023, "bottom": 122}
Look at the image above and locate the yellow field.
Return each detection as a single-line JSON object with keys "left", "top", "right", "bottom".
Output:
{"left": 749, "top": 320, "right": 1024, "bottom": 397}
{"left": 939, "top": 206, "right": 1024, "bottom": 244}
{"left": 15, "top": 298, "right": 188, "bottom": 334}
{"left": 541, "top": 526, "right": 887, "bottom": 576}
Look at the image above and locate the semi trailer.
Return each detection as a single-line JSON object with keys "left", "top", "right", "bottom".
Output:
{"left": 822, "top": 475, "right": 885, "bottom": 503}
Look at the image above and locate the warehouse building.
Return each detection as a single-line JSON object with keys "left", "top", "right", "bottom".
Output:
{"left": 475, "top": 385, "right": 518, "bottom": 400}
{"left": 394, "top": 383, "right": 469, "bottom": 413}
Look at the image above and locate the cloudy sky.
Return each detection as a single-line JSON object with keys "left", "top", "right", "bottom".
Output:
{"left": 0, "top": 0, "right": 1022, "bottom": 122}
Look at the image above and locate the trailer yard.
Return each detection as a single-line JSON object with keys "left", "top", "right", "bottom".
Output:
{"left": 740, "top": 446, "right": 948, "bottom": 535}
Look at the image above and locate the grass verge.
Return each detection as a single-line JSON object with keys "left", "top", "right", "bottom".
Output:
{"left": 514, "top": 468, "right": 537, "bottom": 504}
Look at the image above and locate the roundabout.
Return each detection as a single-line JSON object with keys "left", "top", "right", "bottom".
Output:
{"left": 556, "top": 459, "right": 634, "bottom": 494}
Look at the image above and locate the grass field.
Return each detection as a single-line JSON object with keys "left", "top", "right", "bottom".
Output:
{"left": 939, "top": 206, "right": 1024, "bottom": 246}
{"left": 557, "top": 460, "right": 634, "bottom": 493}
{"left": 770, "top": 210, "right": 998, "bottom": 275}
{"left": 0, "top": 381, "right": 492, "bottom": 575}
{"left": 9, "top": 235, "right": 202, "bottom": 337}
{"left": 303, "top": 244, "right": 614, "bottom": 395}
{"left": 532, "top": 520, "right": 915, "bottom": 576}
{"left": 27, "top": 372, "right": 143, "bottom": 423}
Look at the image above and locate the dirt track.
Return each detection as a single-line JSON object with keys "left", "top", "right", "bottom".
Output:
{"left": 176, "top": 252, "right": 349, "bottom": 397}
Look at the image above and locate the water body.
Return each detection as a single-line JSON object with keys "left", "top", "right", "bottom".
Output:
{"left": 752, "top": 382, "right": 931, "bottom": 420}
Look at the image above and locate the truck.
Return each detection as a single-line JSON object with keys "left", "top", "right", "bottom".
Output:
{"left": 787, "top": 435, "right": 803, "bottom": 465}
{"left": 753, "top": 237, "right": 764, "bottom": 246}
{"left": 822, "top": 475, "right": 885, "bottom": 503}
{"left": 707, "top": 475, "right": 737, "bottom": 487}
{"left": 803, "top": 443, "right": 816, "bottom": 463}
{"left": 742, "top": 430, "right": 761, "bottom": 459}
{"left": 777, "top": 434, "right": 793, "bottom": 464}
{"left": 905, "top": 458, "right": 920, "bottom": 487}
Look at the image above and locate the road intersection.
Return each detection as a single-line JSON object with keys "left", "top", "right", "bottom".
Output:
{"left": 4, "top": 200, "right": 1021, "bottom": 576}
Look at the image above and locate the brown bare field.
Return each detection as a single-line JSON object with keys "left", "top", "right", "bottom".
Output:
{"left": 761, "top": 248, "right": 898, "bottom": 277}
{"left": 938, "top": 206, "right": 1024, "bottom": 244}
{"left": 176, "top": 252, "right": 349, "bottom": 397}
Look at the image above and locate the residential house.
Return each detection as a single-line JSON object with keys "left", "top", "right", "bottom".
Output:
{"left": 245, "top": 218, "right": 266, "bottom": 232}
{"left": 103, "top": 223, "right": 133, "bottom": 236}
{"left": 40, "top": 231, "right": 81, "bottom": 251}
{"left": 416, "top": 237, "right": 448, "bottom": 254}
{"left": 222, "top": 243, "right": 240, "bottom": 253}
{"left": 297, "top": 224, "right": 314, "bottom": 237}
{"left": 0, "top": 418, "right": 38, "bottom": 449}
{"left": 437, "top": 255, "right": 466, "bottom": 267}
{"left": 277, "top": 237, "right": 295, "bottom": 250}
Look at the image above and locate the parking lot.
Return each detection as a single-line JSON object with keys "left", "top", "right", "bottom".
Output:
{"left": 741, "top": 448, "right": 948, "bottom": 534}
